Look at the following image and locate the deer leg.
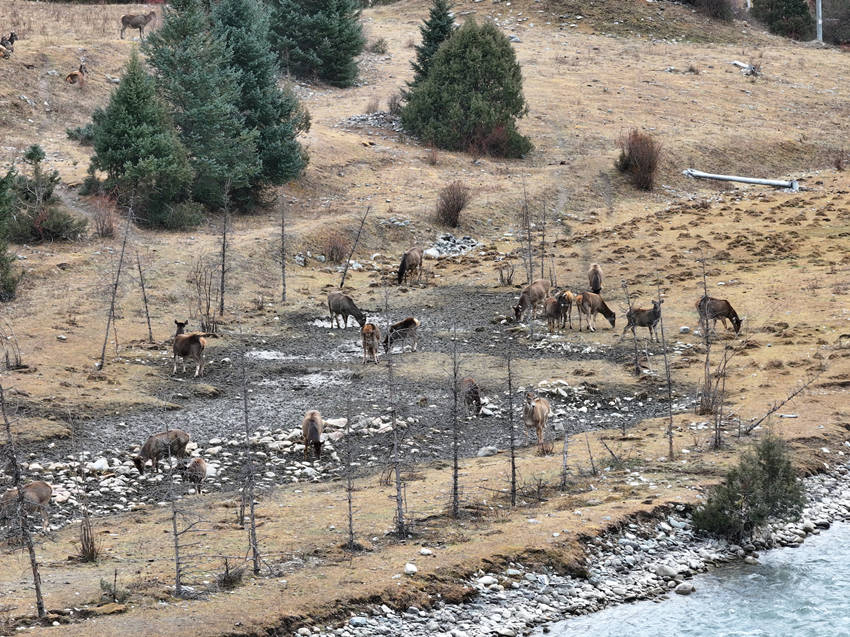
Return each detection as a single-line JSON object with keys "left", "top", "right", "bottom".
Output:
{"left": 172, "top": 354, "right": 178, "bottom": 376}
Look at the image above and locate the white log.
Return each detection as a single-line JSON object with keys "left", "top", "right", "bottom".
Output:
{"left": 682, "top": 169, "right": 799, "bottom": 192}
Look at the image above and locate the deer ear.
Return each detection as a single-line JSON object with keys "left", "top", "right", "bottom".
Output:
{"left": 175, "top": 320, "right": 179, "bottom": 325}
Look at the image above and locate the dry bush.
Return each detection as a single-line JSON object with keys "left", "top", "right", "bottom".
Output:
{"left": 91, "top": 196, "right": 116, "bottom": 238}
{"left": 616, "top": 129, "right": 661, "bottom": 191}
{"left": 215, "top": 559, "right": 245, "bottom": 591}
{"left": 316, "top": 229, "right": 352, "bottom": 263}
{"left": 365, "top": 97, "right": 380, "bottom": 114}
{"left": 426, "top": 147, "right": 438, "bottom": 166}
{"left": 435, "top": 181, "right": 471, "bottom": 228}
{"left": 368, "top": 37, "right": 388, "bottom": 54}
{"left": 387, "top": 92, "right": 402, "bottom": 116}
{"left": 497, "top": 261, "right": 515, "bottom": 286}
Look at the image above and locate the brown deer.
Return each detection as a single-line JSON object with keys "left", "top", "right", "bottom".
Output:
{"left": 696, "top": 296, "right": 742, "bottom": 334}
{"left": 328, "top": 291, "right": 366, "bottom": 329}
{"left": 397, "top": 247, "right": 423, "bottom": 285}
{"left": 120, "top": 11, "right": 157, "bottom": 39}
{"left": 623, "top": 299, "right": 663, "bottom": 341}
{"left": 179, "top": 458, "right": 207, "bottom": 494}
{"left": 513, "top": 279, "right": 551, "bottom": 322}
{"left": 302, "top": 410, "right": 323, "bottom": 461}
{"left": 522, "top": 392, "right": 551, "bottom": 451}
{"left": 0, "top": 481, "right": 52, "bottom": 531}
{"left": 172, "top": 320, "right": 206, "bottom": 377}
{"left": 588, "top": 263, "right": 603, "bottom": 295}
{"left": 575, "top": 292, "right": 616, "bottom": 331}
{"left": 65, "top": 63, "right": 86, "bottom": 86}
{"left": 133, "top": 430, "right": 190, "bottom": 475}
{"left": 383, "top": 317, "right": 420, "bottom": 353}
{"left": 460, "top": 377, "right": 482, "bottom": 415}
{"left": 544, "top": 296, "right": 561, "bottom": 333}
{"left": 360, "top": 322, "right": 381, "bottom": 364}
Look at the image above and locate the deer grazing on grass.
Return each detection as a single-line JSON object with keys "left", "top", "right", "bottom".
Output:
{"left": 328, "top": 291, "right": 366, "bottom": 329}
{"left": 588, "top": 263, "right": 603, "bottom": 295}
{"left": 0, "top": 481, "right": 52, "bottom": 531}
{"left": 461, "top": 377, "right": 482, "bottom": 416}
{"left": 696, "top": 296, "right": 742, "bottom": 334}
{"left": 397, "top": 247, "right": 423, "bottom": 285}
{"left": 133, "top": 430, "right": 190, "bottom": 475}
{"left": 383, "top": 317, "right": 420, "bottom": 353}
{"left": 120, "top": 11, "right": 157, "bottom": 40}
{"left": 65, "top": 63, "right": 86, "bottom": 87}
{"left": 513, "top": 279, "right": 551, "bottom": 322}
{"left": 360, "top": 322, "right": 381, "bottom": 364}
{"left": 173, "top": 320, "right": 206, "bottom": 377}
{"left": 575, "top": 292, "right": 616, "bottom": 331}
{"left": 302, "top": 410, "right": 323, "bottom": 461}
{"left": 523, "top": 392, "right": 551, "bottom": 452}
{"left": 623, "top": 299, "right": 663, "bottom": 341}
{"left": 179, "top": 458, "right": 207, "bottom": 494}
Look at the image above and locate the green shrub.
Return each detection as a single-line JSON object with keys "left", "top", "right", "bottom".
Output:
{"left": 693, "top": 435, "right": 805, "bottom": 542}
{"left": 409, "top": 0, "right": 456, "bottom": 90}
{"left": 66, "top": 122, "right": 95, "bottom": 146}
{"left": 686, "top": 0, "right": 734, "bottom": 21}
{"left": 0, "top": 240, "right": 20, "bottom": 302}
{"left": 401, "top": 19, "right": 531, "bottom": 158}
{"left": 751, "top": 0, "right": 815, "bottom": 39}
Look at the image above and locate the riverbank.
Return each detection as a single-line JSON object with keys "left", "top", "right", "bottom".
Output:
{"left": 323, "top": 459, "right": 850, "bottom": 637}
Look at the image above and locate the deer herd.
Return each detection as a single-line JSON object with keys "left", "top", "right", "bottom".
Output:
{"left": 2, "top": 244, "right": 744, "bottom": 533}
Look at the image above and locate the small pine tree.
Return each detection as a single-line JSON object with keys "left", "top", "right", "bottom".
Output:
{"left": 0, "top": 171, "right": 20, "bottom": 301}
{"left": 212, "top": 0, "right": 310, "bottom": 205}
{"left": 89, "top": 49, "right": 196, "bottom": 228}
{"left": 693, "top": 435, "right": 805, "bottom": 542}
{"left": 271, "top": 0, "right": 365, "bottom": 87}
{"left": 401, "top": 19, "right": 532, "bottom": 158}
{"left": 145, "top": 0, "right": 260, "bottom": 209}
{"left": 409, "top": 0, "right": 456, "bottom": 90}
{"left": 751, "top": 0, "right": 815, "bottom": 39}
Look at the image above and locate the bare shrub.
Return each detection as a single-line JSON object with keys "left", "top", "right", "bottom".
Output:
{"left": 78, "top": 514, "right": 100, "bottom": 562}
{"left": 497, "top": 261, "right": 515, "bottom": 286}
{"left": 317, "top": 229, "right": 352, "bottom": 263}
{"left": 834, "top": 149, "right": 845, "bottom": 171}
{"left": 91, "top": 197, "right": 116, "bottom": 238}
{"left": 426, "top": 147, "right": 438, "bottom": 166}
{"left": 387, "top": 92, "right": 402, "bottom": 116}
{"left": 215, "top": 559, "right": 245, "bottom": 591}
{"left": 616, "top": 129, "right": 661, "bottom": 191}
{"left": 368, "top": 37, "right": 388, "bottom": 54}
{"left": 435, "top": 181, "right": 471, "bottom": 228}
{"left": 365, "top": 97, "right": 380, "bottom": 114}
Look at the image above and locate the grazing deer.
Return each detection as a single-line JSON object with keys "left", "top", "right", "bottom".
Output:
{"left": 460, "top": 377, "right": 482, "bottom": 415}
{"left": 513, "top": 279, "right": 551, "bottom": 322}
{"left": 360, "top": 322, "right": 381, "bottom": 364}
{"left": 120, "top": 11, "right": 157, "bottom": 39}
{"left": 397, "top": 247, "right": 423, "bottom": 285}
{"left": 588, "top": 264, "right": 603, "bottom": 295}
{"left": 522, "top": 392, "right": 551, "bottom": 451}
{"left": 172, "top": 320, "right": 206, "bottom": 377}
{"left": 575, "top": 292, "right": 616, "bottom": 331}
{"left": 696, "top": 296, "right": 742, "bottom": 334}
{"left": 302, "top": 410, "right": 323, "bottom": 461}
{"left": 65, "top": 63, "right": 86, "bottom": 87}
{"left": 179, "top": 458, "right": 207, "bottom": 494}
{"left": 133, "top": 429, "right": 190, "bottom": 475}
{"left": 544, "top": 297, "right": 561, "bottom": 333}
{"left": 557, "top": 290, "right": 575, "bottom": 329}
{"left": 623, "top": 299, "right": 663, "bottom": 341}
{"left": 383, "top": 317, "right": 420, "bottom": 353}
{"left": 0, "top": 481, "right": 52, "bottom": 531}
{"left": 328, "top": 291, "right": 366, "bottom": 329}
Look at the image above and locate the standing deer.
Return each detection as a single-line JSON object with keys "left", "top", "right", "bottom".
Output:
{"left": 623, "top": 299, "right": 663, "bottom": 341}
{"left": 522, "top": 392, "right": 551, "bottom": 451}
{"left": 397, "top": 247, "right": 423, "bottom": 285}
{"left": 302, "top": 410, "right": 323, "bottom": 461}
{"left": 588, "top": 264, "right": 603, "bottom": 295}
{"left": 328, "top": 291, "right": 366, "bottom": 328}
{"left": 383, "top": 317, "right": 420, "bottom": 353}
{"left": 360, "top": 323, "right": 381, "bottom": 364}
{"left": 172, "top": 320, "right": 206, "bottom": 377}
{"left": 557, "top": 290, "right": 575, "bottom": 329}
{"left": 120, "top": 11, "right": 157, "bottom": 39}
{"left": 65, "top": 63, "right": 87, "bottom": 86}
{"left": 513, "top": 279, "right": 551, "bottom": 322}
{"left": 0, "top": 481, "right": 52, "bottom": 531}
{"left": 133, "top": 430, "right": 190, "bottom": 475}
{"left": 179, "top": 458, "right": 207, "bottom": 494}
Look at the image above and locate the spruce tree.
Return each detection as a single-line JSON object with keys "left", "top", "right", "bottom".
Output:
{"left": 271, "top": 0, "right": 365, "bottom": 87}
{"left": 401, "top": 19, "right": 532, "bottom": 158}
{"left": 88, "top": 49, "right": 195, "bottom": 228}
{"left": 409, "top": 0, "right": 456, "bottom": 90}
{"left": 144, "top": 0, "right": 259, "bottom": 209}
{"left": 212, "top": 0, "right": 310, "bottom": 204}
{"left": 0, "top": 171, "right": 20, "bottom": 301}
{"left": 752, "top": 0, "right": 814, "bottom": 39}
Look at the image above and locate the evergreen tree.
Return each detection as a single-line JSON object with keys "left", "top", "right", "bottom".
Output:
{"left": 409, "top": 0, "right": 456, "bottom": 90}
{"left": 144, "top": 0, "right": 259, "bottom": 209}
{"left": 0, "top": 171, "right": 20, "bottom": 301}
{"left": 752, "top": 0, "right": 814, "bottom": 39}
{"left": 270, "top": 0, "right": 365, "bottom": 88}
{"left": 401, "top": 19, "right": 531, "bottom": 158}
{"left": 89, "top": 49, "right": 196, "bottom": 228}
{"left": 212, "top": 0, "right": 310, "bottom": 204}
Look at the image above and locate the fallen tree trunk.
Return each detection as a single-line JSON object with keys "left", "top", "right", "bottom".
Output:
{"left": 682, "top": 169, "right": 799, "bottom": 192}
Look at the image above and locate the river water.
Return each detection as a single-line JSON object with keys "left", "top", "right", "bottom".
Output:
{"left": 541, "top": 522, "right": 850, "bottom": 637}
